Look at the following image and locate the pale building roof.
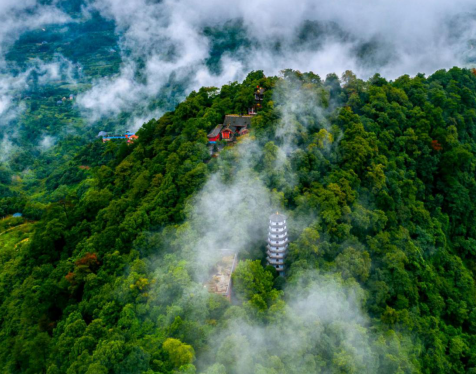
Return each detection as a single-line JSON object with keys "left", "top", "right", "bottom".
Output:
{"left": 269, "top": 212, "right": 286, "bottom": 222}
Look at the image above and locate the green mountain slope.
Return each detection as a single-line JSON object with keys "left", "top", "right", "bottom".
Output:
{"left": 2, "top": 68, "right": 476, "bottom": 373}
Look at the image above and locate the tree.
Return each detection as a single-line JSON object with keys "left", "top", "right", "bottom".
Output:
{"left": 162, "top": 338, "right": 195, "bottom": 369}
{"left": 232, "top": 260, "right": 275, "bottom": 302}
{"left": 335, "top": 247, "right": 371, "bottom": 282}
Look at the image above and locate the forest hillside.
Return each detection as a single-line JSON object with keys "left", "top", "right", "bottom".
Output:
{"left": 2, "top": 68, "right": 476, "bottom": 373}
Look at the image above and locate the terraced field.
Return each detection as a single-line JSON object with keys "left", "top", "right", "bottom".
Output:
{"left": 0, "top": 217, "right": 34, "bottom": 254}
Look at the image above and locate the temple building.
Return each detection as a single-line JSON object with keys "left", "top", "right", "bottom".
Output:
{"left": 267, "top": 212, "right": 288, "bottom": 276}
{"left": 221, "top": 115, "right": 251, "bottom": 142}
{"left": 207, "top": 115, "right": 252, "bottom": 143}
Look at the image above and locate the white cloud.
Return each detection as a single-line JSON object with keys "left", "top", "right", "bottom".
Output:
{"left": 0, "top": 135, "right": 15, "bottom": 163}
{"left": 77, "top": 0, "right": 476, "bottom": 123}
{"left": 39, "top": 135, "right": 56, "bottom": 151}
{"left": 0, "top": 1, "right": 69, "bottom": 57}
{"left": 199, "top": 274, "right": 413, "bottom": 373}
{"left": 0, "top": 1, "right": 70, "bottom": 126}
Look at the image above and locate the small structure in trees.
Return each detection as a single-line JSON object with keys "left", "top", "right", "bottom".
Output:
{"left": 248, "top": 86, "right": 265, "bottom": 115}
{"left": 204, "top": 251, "right": 237, "bottom": 300}
{"left": 98, "top": 130, "right": 138, "bottom": 144}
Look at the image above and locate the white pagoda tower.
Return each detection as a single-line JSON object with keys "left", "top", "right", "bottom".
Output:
{"left": 267, "top": 212, "right": 288, "bottom": 276}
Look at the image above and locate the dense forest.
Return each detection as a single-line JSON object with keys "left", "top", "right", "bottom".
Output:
{"left": 2, "top": 67, "right": 476, "bottom": 374}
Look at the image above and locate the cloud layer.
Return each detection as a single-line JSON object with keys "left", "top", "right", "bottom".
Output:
{"left": 75, "top": 0, "right": 476, "bottom": 123}
{"left": 0, "top": 1, "right": 69, "bottom": 128}
{"left": 199, "top": 274, "right": 407, "bottom": 374}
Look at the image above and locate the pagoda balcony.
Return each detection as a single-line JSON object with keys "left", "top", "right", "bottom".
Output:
{"left": 267, "top": 241, "right": 288, "bottom": 248}
{"left": 268, "top": 238, "right": 287, "bottom": 244}
{"left": 269, "top": 221, "right": 286, "bottom": 226}
{"left": 267, "top": 257, "right": 284, "bottom": 265}
{"left": 269, "top": 226, "right": 287, "bottom": 233}
{"left": 268, "top": 246, "right": 288, "bottom": 253}
{"left": 269, "top": 233, "right": 287, "bottom": 239}
{"left": 267, "top": 251, "right": 286, "bottom": 259}
{"left": 267, "top": 248, "right": 286, "bottom": 256}
{"left": 267, "top": 244, "right": 286, "bottom": 251}
{"left": 267, "top": 238, "right": 288, "bottom": 246}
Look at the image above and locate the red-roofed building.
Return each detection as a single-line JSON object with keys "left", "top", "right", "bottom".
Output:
{"left": 207, "top": 125, "right": 223, "bottom": 143}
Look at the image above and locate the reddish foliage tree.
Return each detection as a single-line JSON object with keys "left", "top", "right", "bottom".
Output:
{"left": 75, "top": 252, "right": 99, "bottom": 268}
{"left": 431, "top": 140, "right": 443, "bottom": 151}
{"left": 73, "top": 253, "right": 100, "bottom": 279}
{"left": 65, "top": 271, "right": 75, "bottom": 284}
{"left": 66, "top": 253, "right": 100, "bottom": 295}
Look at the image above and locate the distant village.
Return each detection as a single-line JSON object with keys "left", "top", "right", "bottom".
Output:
{"left": 56, "top": 94, "right": 74, "bottom": 106}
